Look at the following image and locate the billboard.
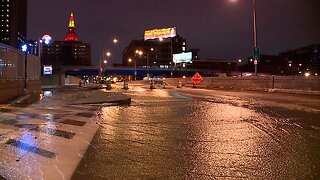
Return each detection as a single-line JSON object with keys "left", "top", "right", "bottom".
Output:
{"left": 144, "top": 27, "right": 176, "bottom": 40}
{"left": 43, "top": 65, "right": 52, "bottom": 75}
{"left": 173, "top": 52, "right": 192, "bottom": 63}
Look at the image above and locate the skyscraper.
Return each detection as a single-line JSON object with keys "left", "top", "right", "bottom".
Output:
{"left": 0, "top": 0, "right": 27, "bottom": 48}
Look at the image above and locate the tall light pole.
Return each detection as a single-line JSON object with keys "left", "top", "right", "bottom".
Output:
{"left": 252, "top": 0, "right": 258, "bottom": 76}
{"left": 21, "top": 44, "right": 28, "bottom": 90}
{"left": 131, "top": 50, "right": 143, "bottom": 80}
{"left": 147, "top": 48, "right": 154, "bottom": 74}
{"left": 170, "top": 38, "right": 173, "bottom": 77}
{"left": 101, "top": 51, "right": 111, "bottom": 78}
{"left": 231, "top": 0, "right": 259, "bottom": 76}
{"left": 100, "top": 37, "right": 118, "bottom": 76}
{"left": 128, "top": 58, "right": 136, "bottom": 80}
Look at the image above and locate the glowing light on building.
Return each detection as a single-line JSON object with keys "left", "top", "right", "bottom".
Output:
{"left": 21, "top": 44, "right": 28, "bottom": 52}
{"left": 41, "top": 35, "right": 52, "bottom": 45}
{"left": 144, "top": 27, "right": 177, "bottom": 40}
{"left": 65, "top": 12, "right": 78, "bottom": 41}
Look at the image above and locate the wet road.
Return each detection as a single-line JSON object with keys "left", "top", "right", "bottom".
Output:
{"left": 73, "top": 83, "right": 320, "bottom": 179}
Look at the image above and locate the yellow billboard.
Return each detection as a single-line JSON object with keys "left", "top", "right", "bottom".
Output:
{"left": 144, "top": 27, "right": 177, "bottom": 40}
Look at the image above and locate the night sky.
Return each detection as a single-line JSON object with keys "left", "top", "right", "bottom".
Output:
{"left": 28, "top": 0, "right": 320, "bottom": 65}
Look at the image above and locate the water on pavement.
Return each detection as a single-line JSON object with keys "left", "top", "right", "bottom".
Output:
{"left": 73, "top": 86, "right": 320, "bottom": 179}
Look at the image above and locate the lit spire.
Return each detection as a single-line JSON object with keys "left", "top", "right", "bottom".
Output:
{"left": 68, "top": 12, "right": 75, "bottom": 28}
{"left": 65, "top": 11, "right": 78, "bottom": 41}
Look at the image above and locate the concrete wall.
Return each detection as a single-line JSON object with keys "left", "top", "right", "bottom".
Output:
{"left": 165, "top": 76, "right": 320, "bottom": 91}
{"left": 65, "top": 75, "right": 81, "bottom": 85}
{"left": 0, "top": 43, "right": 41, "bottom": 103}
{"left": 0, "top": 80, "right": 41, "bottom": 103}
{"left": 41, "top": 74, "right": 65, "bottom": 89}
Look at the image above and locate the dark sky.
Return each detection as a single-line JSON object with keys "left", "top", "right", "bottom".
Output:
{"left": 28, "top": 0, "right": 320, "bottom": 65}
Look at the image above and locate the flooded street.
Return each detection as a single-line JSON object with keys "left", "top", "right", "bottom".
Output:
{"left": 73, "top": 84, "right": 320, "bottom": 179}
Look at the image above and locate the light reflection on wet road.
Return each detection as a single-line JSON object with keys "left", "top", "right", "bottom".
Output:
{"left": 73, "top": 86, "right": 320, "bottom": 179}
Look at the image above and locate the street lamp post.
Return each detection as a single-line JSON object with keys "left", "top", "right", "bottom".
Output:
{"left": 170, "top": 38, "right": 173, "bottom": 77}
{"left": 100, "top": 37, "right": 118, "bottom": 78}
{"left": 231, "top": 0, "right": 258, "bottom": 76}
{"left": 147, "top": 48, "right": 154, "bottom": 75}
{"left": 236, "top": 59, "right": 242, "bottom": 76}
{"left": 128, "top": 58, "right": 136, "bottom": 80}
{"left": 101, "top": 51, "right": 111, "bottom": 78}
{"left": 252, "top": 0, "right": 258, "bottom": 76}
{"left": 21, "top": 44, "right": 28, "bottom": 90}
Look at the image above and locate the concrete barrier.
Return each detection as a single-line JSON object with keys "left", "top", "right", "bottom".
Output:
{"left": 164, "top": 76, "right": 320, "bottom": 92}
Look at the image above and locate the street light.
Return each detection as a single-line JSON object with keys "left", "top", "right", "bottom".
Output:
{"left": 236, "top": 59, "right": 242, "bottom": 76}
{"left": 100, "top": 50, "right": 111, "bottom": 79}
{"left": 231, "top": 0, "right": 258, "bottom": 76}
{"left": 128, "top": 58, "right": 137, "bottom": 80}
{"left": 133, "top": 50, "right": 143, "bottom": 80}
{"left": 147, "top": 48, "right": 154, "bottom": 73}
{"left": 21, "top": 44, "right": 28, "bottom": 90}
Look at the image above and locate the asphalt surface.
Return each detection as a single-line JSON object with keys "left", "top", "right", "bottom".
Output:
{"left": 72, "top": 82, "right": 320, "bottom": 179}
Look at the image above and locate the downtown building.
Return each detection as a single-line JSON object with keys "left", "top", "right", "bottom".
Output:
{"left": 122, "top": 35, "right": 187, "bottom": 69}
{"left": 242, "top": 44, "right": 320, "bottom": 76}
{"left": 279, "top": 44, "right": 320, "bottom": 76}
{"left": 41, "top": 12, "right": 91, "bottom": 73}
{"left": 0, "top": 0, "right": 27, "bottom": 48}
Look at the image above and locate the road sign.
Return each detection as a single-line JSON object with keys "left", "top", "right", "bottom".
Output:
{"left": 253, "top": 47, "right": 260, "bottom": 59}
{"left": 191, "top": 72, "right": 203, "bottom": 85}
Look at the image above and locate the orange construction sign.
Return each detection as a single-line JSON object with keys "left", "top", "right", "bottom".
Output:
{"left": 191, "top": 72, "right": 203, "bottom": 85}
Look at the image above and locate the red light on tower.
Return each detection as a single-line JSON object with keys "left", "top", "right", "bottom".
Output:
{"left": 65, "top": 12, "right": 78, "bottom": 41}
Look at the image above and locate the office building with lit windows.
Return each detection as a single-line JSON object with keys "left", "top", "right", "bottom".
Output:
{"left": 122, "top": 36, "right": 187, "bottom": 68}
{"left": 41, "top": 12, "right": 91, "bottom": 72}
{"left": 0, "top": 0, "right": 27, "bottom": 48}
{"left": 41, "top": 41, "right": 91, "bottom": 72}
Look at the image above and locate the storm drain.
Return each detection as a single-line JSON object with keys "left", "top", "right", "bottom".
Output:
{"left": 1, "top": 119, "right": 19, "bottom": 125}
{"left": 14, "top": 124, "right": 38, "bottom": 129}
{"left": 75, "top": 112, "right": 95, "bottom": 118}
{"left": 16, "top": 113, "right": 38, "bottom": 120}
{"left": 6, "top": 139, "right": 56, "bottom": 158}
{"left": 34, "top": 128, "right": 75, "bottom": 139}
{"left": 60, "top": 119, "right": 86, "bottom": 126}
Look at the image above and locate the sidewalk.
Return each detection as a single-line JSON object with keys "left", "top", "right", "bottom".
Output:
{"left": 0, "top": 85, "right": 131, "bottom": 179}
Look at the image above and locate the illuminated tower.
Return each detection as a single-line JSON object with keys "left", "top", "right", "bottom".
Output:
{"left": 65, "top": 12, "right": 78, "bottom": 41}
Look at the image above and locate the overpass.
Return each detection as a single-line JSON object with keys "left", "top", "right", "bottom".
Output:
{"left": 63, "top": 67, "right": 212, "bottom": 77}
